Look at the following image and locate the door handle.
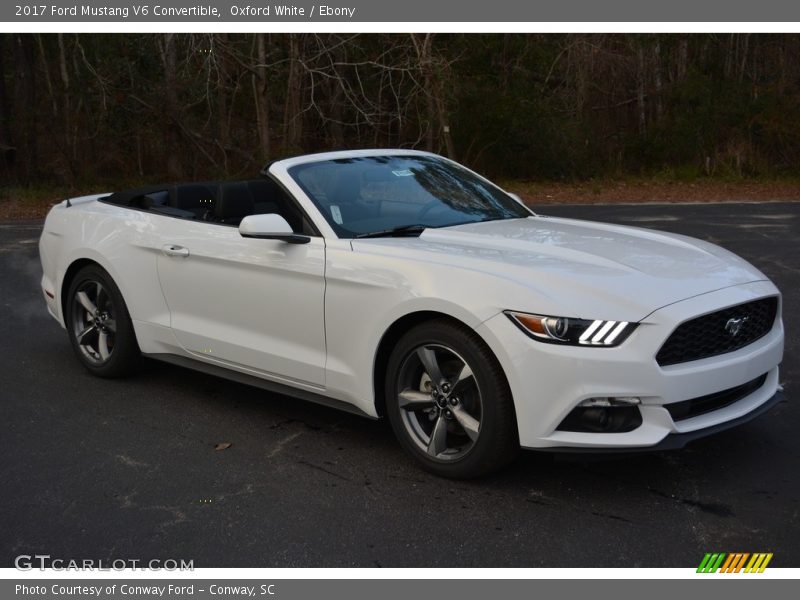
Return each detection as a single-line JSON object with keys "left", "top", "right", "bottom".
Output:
{"left": 162, "top": 244, "right": 190, "bottom": 258}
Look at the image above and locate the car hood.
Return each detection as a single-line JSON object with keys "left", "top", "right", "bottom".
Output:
{"left": 351, "top": 216, "right": 768, "bottom": 321}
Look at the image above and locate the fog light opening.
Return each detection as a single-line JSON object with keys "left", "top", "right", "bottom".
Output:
{"left": 578, "top": 396, "right": 641, "bottom": 407}
{"left": 557, "top": 401, "right": 643, "bottom": 433}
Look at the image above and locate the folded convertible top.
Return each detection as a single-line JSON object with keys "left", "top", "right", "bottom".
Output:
{"left": 102, "top": 184, "right": 173, "bottom": 206}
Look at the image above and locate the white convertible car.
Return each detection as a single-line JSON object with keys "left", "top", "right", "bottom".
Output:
{"left": 39, "top": 150, "right": 784, "bottom": 477}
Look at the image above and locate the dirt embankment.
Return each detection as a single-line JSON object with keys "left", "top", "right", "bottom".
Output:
{"left": 505, "top": 180, "right": 800, "bottom": 205}
{"left": 2, "top": 180, "right": 800, "bottom": 220}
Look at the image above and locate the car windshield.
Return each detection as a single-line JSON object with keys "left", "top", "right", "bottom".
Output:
{"left": 287, "top": 155, "right": 531, "bottom": 238}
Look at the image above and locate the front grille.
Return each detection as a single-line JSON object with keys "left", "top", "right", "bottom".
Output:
{"left": 656, "top": 297, "right": 778, "bottom": 367}
{"left": 665, "top": 373, "right": 768, "bottom": 422}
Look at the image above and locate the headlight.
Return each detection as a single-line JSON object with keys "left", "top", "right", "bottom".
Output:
{"left": 505, "top": 311, "right": 637, "bottom": 346}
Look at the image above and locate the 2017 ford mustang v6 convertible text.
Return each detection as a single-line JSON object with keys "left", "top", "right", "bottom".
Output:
{"left": 39, "top": 150, "right": 785, "bottom": 477}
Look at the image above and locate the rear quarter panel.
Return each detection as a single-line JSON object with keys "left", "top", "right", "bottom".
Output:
{"left": 40, "top": 196, "right": 173, "bottom": 351}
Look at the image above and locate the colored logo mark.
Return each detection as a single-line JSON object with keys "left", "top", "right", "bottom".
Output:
{"left": 697, "top": 552, "right": 773, "bottom": 573}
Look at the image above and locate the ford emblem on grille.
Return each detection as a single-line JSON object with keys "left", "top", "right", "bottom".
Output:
{"left": 725, "top": 316, "right": 749, "bottom": 337}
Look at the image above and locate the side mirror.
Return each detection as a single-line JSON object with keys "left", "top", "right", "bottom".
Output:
{"left": 239, "top": 213, "right": 310, "bottom": 244}
{"left": 507, "top": 192, "right": 523, "bottom": 204}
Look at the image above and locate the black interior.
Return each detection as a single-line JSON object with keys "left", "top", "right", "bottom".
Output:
{"left": 101, "top": 178, "right": 316, "bottom": 234}
{"left": 215, "top": 182, "right": 256, "bottom": 224}
{"left": 173, "top": 183, "right": 217, "bottom": 219}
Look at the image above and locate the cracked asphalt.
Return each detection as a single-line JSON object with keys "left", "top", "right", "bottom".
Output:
{"left": 1, "top": 202, "right": 797, "bottom": 568}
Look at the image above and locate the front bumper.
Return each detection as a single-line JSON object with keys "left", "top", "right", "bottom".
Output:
{"left": 542, "top": 388, "right": 785, "bottom": 453}
{"left": 476, "top": 280, "right": 784, "bottom": 449}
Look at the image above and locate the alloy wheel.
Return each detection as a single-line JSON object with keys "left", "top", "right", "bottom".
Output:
{"left": 71, "top": 280, "right": 117, "bottom": 365}
{"left": 396, "top": 344, "right": 482, "bottom": 461}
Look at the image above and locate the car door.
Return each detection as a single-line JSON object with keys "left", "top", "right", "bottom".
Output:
{"left": 155, "top": 217, "right": 327, "bottom": 387}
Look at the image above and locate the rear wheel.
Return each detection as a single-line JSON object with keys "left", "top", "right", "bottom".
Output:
{"left": 385, "top": 319, "right": 518, "bottom": 478}
{"left": 66, "top": 265, "right": 140, "bottom": 377}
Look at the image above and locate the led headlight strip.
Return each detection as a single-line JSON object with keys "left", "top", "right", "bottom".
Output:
{"left": 505, "top": 311, "right": 637, "bottom": 347}
{"left": 578, "top": 319, "right": 631, "bottom": 345}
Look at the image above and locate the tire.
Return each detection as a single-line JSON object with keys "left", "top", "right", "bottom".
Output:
{"left": 65, "top": 264, "right": 141, "bottom": 378}
{"left": 385, "top": 319, "right": 518, "bottom": 478}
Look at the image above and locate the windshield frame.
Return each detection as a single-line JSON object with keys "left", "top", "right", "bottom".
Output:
{"left": 271, "top": 151, "right": 534, "bottom": 240}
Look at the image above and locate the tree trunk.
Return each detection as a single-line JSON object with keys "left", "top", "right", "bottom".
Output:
{"left": 160, "top": 34, "right": 182, "bottom": 179}
{"left": 57, "top": 33, "right": 76, "bottom": 180}
{"left": 739, "top": 33, "right": 750, "bottom": 83}
{"left": 283, "top": 34, "right": 303, "bottom": 152}
{"left": 215, "top": 33, "right": 230, "bottom": 172}
{"left": 0, "top": 35, "right": 11, "bottom": 176}
{"left": 12, "top": 34, "right": 38, "bottom": 180}
{"left": 724, "top": 34, "right": 734, "bottom": 79}
{"left": 328, "top": 77, "right": 345, "bottom": 148}
{"left": 253, "top": 33, "right": 271, "bottom": 162}
{"left": 653, "top": 40, "right": 663, "bottom": 122}
{"left": 435, "top": 91, "right": 455, "bottom": 159}
{"left": 677, "top": 36, "right": 689, "bottom": 81}
{"left": 637, "top": 45, "right": 646, "bottom": 137}
{"left": 412, "top": 33, "right": 439, "bottom": 153}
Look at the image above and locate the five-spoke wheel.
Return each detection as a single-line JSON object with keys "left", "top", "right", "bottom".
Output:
{"left": 386, "top": 319, "right": 518, "bottom": 478}
{"left": 397, "top": 344, "right": 482, "bottom": 460}
{"left": 72, "top": 279, "right": 117, "bottom": 365}
{"left": 66, "top": 264, "right": 140, "bottom": 377}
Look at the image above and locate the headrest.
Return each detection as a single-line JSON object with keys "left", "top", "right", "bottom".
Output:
{"left": 175, "top": 183, "right": 217, "bottom": 209}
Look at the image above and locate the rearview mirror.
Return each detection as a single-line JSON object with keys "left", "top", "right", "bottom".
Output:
{"left": 239, "top": 214, "right": 310, "bottom": 244}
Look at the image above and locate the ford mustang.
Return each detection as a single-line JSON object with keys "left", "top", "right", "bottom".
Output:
{"left": 38, "top": 150, "right": 785, "bottom": 477}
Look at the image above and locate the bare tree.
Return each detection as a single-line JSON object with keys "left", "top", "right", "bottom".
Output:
{"left": 158, "top": 34, "right": 182, "bottom": 179}
{"left": 253, "top": 33, "right": 271, "bottom": 161}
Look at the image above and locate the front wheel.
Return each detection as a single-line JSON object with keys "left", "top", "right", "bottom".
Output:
{"left": 385, "top": 319, "right": 518, "bottom": 478}
{"left": 66, "top": 264, "right": 141, "bottom": 378}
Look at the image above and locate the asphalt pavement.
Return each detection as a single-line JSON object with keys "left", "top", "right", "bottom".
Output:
{"left": 1, "top": 202, "right": 797, "bottom": 567}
